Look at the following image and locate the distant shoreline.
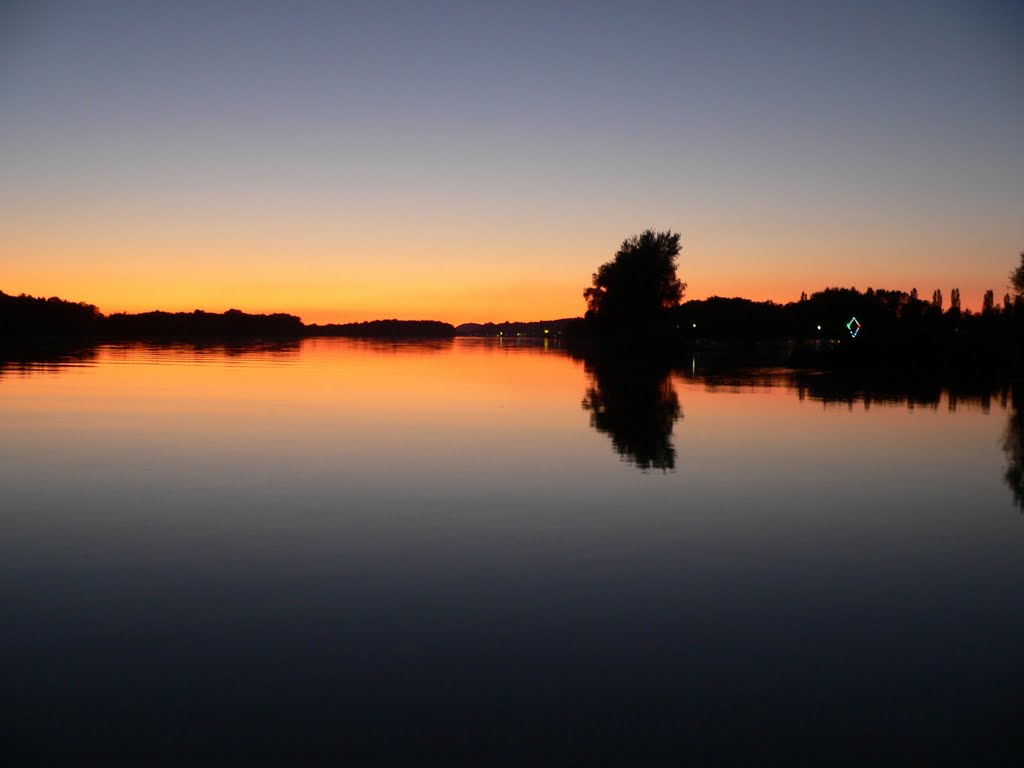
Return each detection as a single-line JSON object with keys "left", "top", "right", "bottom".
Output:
{"left": 3, "top": 288, "right": 1022, "bottom": 374}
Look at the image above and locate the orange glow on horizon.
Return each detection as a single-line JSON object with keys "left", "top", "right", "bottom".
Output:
{"left": 3, "top": 224, "right": 1004, "bottom": 322}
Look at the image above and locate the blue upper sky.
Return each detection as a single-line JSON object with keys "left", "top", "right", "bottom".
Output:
{"left": 1, "top": 0, "right": 1021, "bottom": 320}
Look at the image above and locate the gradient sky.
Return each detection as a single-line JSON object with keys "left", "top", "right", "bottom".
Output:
{"left": 2, "top": 0, "right": 1021, "bottom": 323}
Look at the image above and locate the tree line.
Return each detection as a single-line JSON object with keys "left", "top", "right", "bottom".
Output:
{"left": 0, "top": 291, "right": 454, "bottom": 340}
{"left": 570, "top": 233, "right": 1024, "bottom": 371}
{"left": 306, "top": 319, "right": 455, "bottom": 338}
{"left": 0, "top": 292, "right": 305, "bottom": 338}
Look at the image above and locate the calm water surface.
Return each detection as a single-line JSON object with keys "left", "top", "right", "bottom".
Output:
{"left": 2, "top": 338, "right": 1022, "bottom": 764}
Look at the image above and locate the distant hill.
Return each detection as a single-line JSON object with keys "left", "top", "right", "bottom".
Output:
{"left": 455, "top": 318, "right": 581, "bottom": 338}
{"left": 2, "top": 290, "right": 449, "bottom": 340}
{"left": 0, "top": 290, "right": 104, "bottom": 336}
{"left": 306, "top": 320, "right": 455, "bottom": 338}
{"left": 104, "top": 308, "right": 304, "bottom": 337}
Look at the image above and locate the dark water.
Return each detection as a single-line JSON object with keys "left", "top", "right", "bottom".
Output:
{"left": 2, "top": 339, "right": 1021, "bottom": 764}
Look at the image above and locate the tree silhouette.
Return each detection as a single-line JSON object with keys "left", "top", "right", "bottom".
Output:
{"left": 0, "top": 291, "right": 102, "bottom": 335}
{"left": 982, "top": 290, "right": 995, "bottom": 315}
{"left": 583, "top": 230, "right": 685, "bottom": 328}
{"left": 1010, "top": 250, "right": 1024, "bottom": 300}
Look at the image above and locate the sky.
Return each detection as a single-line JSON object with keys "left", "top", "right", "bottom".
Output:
{"left": 1, "top": 0, "right": 1022, "bottom": 323}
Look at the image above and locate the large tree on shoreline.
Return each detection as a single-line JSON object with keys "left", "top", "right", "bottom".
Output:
{"left": 1010, "top": 250, "right": 1024, "bottom": 300}
{"left": 583, "top": 230, "right": 685, "bottom": 327}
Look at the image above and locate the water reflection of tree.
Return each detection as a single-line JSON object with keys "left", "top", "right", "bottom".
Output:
{"left": 580, "top": 355, "right": 681, "bottom": 471}
{"left": 0, "top": 341, "right": 100, "bottom": 377}
{"left": 0, "top": 339, "right": 305, "bottom": 378}
{"left": 687, "top": 364, "right": 1024, "bottom": 511}
{"left": 1004, "top": 383, "right": 1024, "bottom": 511}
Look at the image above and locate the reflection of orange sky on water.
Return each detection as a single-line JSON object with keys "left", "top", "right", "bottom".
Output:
{"left": 3, "top": 339, "right": 588, "bottom": 431}
{"left": 2, "top": 341, "right": 1003, "bottom": 490}
{"left": 6, "top": 341, "right": 996, "bottom": 428}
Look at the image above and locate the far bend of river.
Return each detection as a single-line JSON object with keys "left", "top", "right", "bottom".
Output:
{"left": 2, "top": 338, "right": 1022, "bottom": 764}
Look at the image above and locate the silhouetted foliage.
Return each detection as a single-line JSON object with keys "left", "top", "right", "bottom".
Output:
{"left": 1, "top": 291, "right": 305, "bottom": 339}
{"left": 1010, "top": 250, "right": 1024, "bottom": 300}
{"left": 673, "top": 296, "right": 787, "bottom": 339}
{"left": 578, "top": 351, "right": 681, "bottom": 471}
{"left": 1, "top": 291, "right": 103, "bottom": 336}
{"left": 105, "top": 308, "right": 304, "bottom": 338}
{"left": 982, "top": 290, "right": 995, "bottom": 316}
{"left": 569, "top": 275, "right": 1023, "bottom": 372}
{"left": 307, "top": 320, "right": 455, "bottom": 338}
{"left": 455, "top": 319, "right": 576, "bottom": 338}
{"left": 1, "top": 290, "right": 462, "bottom": 341}
{"left": 584, "top": 230, "right": 685, "bottom": 331}
{"left": 665, "top": 285, "right": 1021, "bottom": 372}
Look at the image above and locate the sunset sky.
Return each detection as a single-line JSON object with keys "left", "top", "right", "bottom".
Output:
{"left": 2, "top": 0, "right": 1021, "bottom": 323}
